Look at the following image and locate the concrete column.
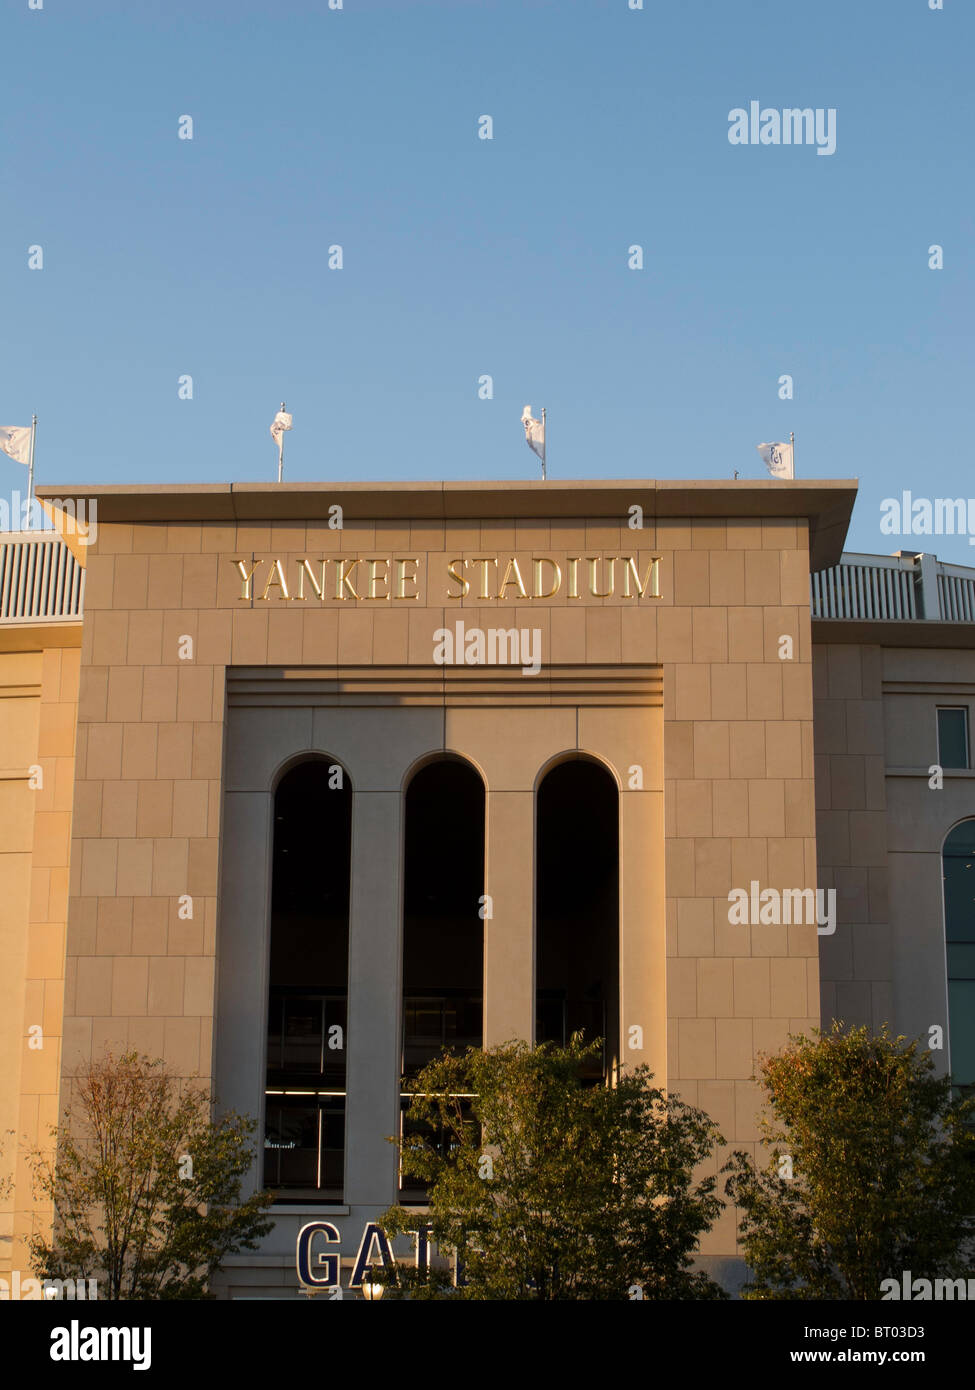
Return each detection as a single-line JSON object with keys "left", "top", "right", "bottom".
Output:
{"left": 213, "top": 789, "right": 273, "bottom": 1194}
{"left": 619, "top": 788, "right": 667, "bottom": 1084}
{"left": 577, "top": 706, "right": 666, "bottom": 1085}
{"left": 344, "top": 789, "right": 403, "bottom": 1206}
{"left": 483, "top": 789, "right": 535, "bottom": 1047}
{"left": 916, "top": 552, "right": 941, "bottom": 619}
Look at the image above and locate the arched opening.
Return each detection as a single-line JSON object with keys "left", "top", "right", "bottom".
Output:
{"left": 400, "top": 757, "right": 485, "bottom": 1196}
{"left": 535, "top": 758, "right": 619, "bottom": 1082}
{"left": 402, "top": 758, "right": 485, "bottom": 1073}
{"left": 943, "top": 818, "right": 975, "bottom": 1093}
{"left": 264, "top": 759, "right": 352, "bottom": 1201}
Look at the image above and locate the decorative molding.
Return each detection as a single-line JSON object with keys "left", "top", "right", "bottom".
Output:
{"left": 227, "top": 663, "right": 663, "bottom": 709}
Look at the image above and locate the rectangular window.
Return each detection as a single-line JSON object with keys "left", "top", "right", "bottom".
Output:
{"left": 402, "top": 990, "right": 482, "bottom": 1077}
{"left": 264, "top": 1096, "right": 345, "bottom": 1197}
{"left": 398, "top": 1096, "right": 476, "bottom": 1201}
{"left": 265, "top": 987, "right": 347, "bottom": 1201}
{"left": 938, "top": 707, "right": 969, "bottom": 770}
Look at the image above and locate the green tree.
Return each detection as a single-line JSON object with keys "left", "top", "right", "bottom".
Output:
{"left": 377, "top": 1036, "right": 727, "bottom": 1300}
{"left": 724, "top": 1022, "right": 975, "bottom": 1299}
{"left": 29, "top": 1050, "right": 274, "bottom": 1299}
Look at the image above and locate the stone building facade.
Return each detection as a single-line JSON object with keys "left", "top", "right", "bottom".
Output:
{"left": 0, "top": 478, "right": 971, "bottom": 1298}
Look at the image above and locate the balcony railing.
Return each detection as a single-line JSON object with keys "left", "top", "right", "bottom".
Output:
{"left": 0, "top": 532, "right": 84, "bottom": 623}
{"left": 811, "top": 552, "right": 975, "bottom": 623}
{"left": 938, "top": 566, "right": 975, "bottom": 623}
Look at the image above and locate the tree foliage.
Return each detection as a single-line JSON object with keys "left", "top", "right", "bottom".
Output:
{"left": 29, "top": 1050, "right": 274, "bottom": 1299}
{"left": 724, "top": 1022, "right": 975, "bottom": 1299}
{"left": 378, "top": 1037, "right": 727, "bottom": 1299}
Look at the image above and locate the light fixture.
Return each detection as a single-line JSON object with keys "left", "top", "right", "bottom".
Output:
{"left": 361, "top": 1265, "right": 385, "bottom": 1301}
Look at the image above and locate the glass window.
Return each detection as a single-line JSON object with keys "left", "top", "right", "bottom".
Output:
{"left": 401, "top": 758, "right": 485, "bottom": 1081}
{"left": 265, "top": 760, "right": 351, "bottom": 1199}
{"left": 938, "top": 708, "right": 969, "bottom": 770}
{"left": 943, "top": 819, "right": 975, "bottom": 1090}
{"left": 400, "top": 759, "right": 485, "bottom": 1202}
{"left": 398, "top": 1098, "right": 476, "bottom": 1199}
{"left": 264, "top": 1098, "right": 345, "bottom": 1195}
{"left": 536, "top": 759, "right": 619, "bottom": 1083}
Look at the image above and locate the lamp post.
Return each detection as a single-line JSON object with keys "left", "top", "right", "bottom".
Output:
{"left": 361, "top": 1266, "right": 385, "bottom": 1301}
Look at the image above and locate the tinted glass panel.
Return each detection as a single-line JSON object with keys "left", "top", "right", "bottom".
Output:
{"left": 938, "top": 708, "right": 969, "bottom": 770}
{"left": 948, "top": 981, "right": 975, "bottom": 1092}
{"left": 943, "top": 819, "right": 975, "bottom": 1088}
{"left": 265, "top": 761, "right": 351, "bottom": 1197}
{"left": 536, "top": 760, "right": 619, "bottom": 1082}
{"left": 402, "top": 761, "right": 485, "bottom": 1078}
{"left": 400, "top": 760, "right": 485, "bottom": 1202}
{"left": 264, "top": 1098, "right": 345, "bottom": 1195}
{"left": 399, "top": 1098, "right": 476, "bottom": 1198}
{"left": 944, "top": 821, "right": 975, "bottom": 944}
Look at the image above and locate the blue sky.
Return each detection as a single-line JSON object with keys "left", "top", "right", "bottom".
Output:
{"left": 2, "top": 0, "right": 972, "bottom": 559}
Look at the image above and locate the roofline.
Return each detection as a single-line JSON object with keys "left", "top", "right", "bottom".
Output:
{"left": 35, "top": 478, "right": 858, "bottom": 571}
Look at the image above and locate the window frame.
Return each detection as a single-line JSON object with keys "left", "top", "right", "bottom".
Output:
{"left": 937, "top": 705, "right": 970, "bottom": 771}
{"left": 941, "top": 817, "right": 975, "bottom": 1095}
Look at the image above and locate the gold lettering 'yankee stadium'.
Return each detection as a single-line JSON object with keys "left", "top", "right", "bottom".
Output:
{"left": 234, "top": 555, "right": 661, "bottom": 603}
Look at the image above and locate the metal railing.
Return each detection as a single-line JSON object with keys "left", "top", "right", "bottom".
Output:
{"left": 0, "top": 532, "right": 84, "bottom": 623}
{"left": 937, "top": 563, "right": 975, "bottom": 623}
{"left": 812, "top": 552, "right": 975, "bottom": 623}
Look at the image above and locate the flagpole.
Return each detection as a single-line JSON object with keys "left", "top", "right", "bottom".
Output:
{"left": 541, "top": 407, "right": 547, "bottom": 482}
{"left": 791, "top": 430, "right": 795, "bottom": 479}
{"left": 26, "top": 414, "right": 37, "bottom": 530}
{"left": 277, "top": 401, "right": 286, "bottom": 483}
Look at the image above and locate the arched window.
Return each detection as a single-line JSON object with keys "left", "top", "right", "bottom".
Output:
{"left": 535, "top": 758, "right": 619, "bottom": 1082}
{"left": 402, "top": 758, "right": 485, "bottom": 1074}
{"left": 943, "top": 818, "right": 975, "bottom": 1092}
{"left": 264, "top": 759, "right": 352, "bottom": 1200}
{"left": 400, "top": 758, "right": 485, "bottom": 1196}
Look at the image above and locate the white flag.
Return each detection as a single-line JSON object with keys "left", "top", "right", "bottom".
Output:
{"left": 756, "top": 441, "right": 793, "bottom": 479}
{"left": 521, "top": 405, "right": 544, "bottom": 461}
{"left": 270, "top": 410, "right": 293, "bottom": 447}
{"left": 0, "top": 426, "right": 32, "bottom": 466}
